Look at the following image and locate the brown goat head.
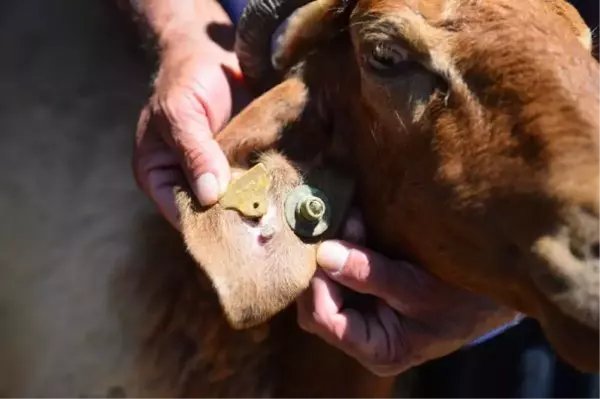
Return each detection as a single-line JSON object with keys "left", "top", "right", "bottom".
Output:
{"left": 177, "top": 0, "right": 599, "bottom": 373}
{"left": 337, "top": 0, "right": 600, "bottom": 370}
{"left": 349, "top": 0, "right": 599, "bottom": 371}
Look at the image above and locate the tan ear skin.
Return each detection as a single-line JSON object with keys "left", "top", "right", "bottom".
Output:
{"left": 173, "top": 76, "right": 355, "bottom": 329}
{"left": 175, "top": 152, "right": 313, "bottom": 329}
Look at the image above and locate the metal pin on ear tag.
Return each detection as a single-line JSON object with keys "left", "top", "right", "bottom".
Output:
{"left": 284, "top": 185, "right": 332, "bottom": 238}
{"left": 284, "top": 168, "right": 355, "bottom": 240}
{"left": 218, "top": 163, "right": 271, "bottom": 218}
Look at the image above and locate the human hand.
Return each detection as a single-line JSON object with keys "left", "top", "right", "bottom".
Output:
{"left": 133, "top": 7, "right": 250, "bottom": 229}
{"left": 297, "top": 211, "right": 520, "bottom": 376}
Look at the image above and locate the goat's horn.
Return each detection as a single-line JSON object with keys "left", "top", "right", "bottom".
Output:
{"left": 235, "top": 0, "right": 315, "bottom": 94}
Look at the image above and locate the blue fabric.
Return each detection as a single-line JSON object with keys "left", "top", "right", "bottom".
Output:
{"left": 220, "top": 0, "right": 247, "bottom": 25}
{"left": 413, "top": 317, "right": 599, "bottom": 398}
{"left": 465, "top": 314, "right": 525, "bottom": 347}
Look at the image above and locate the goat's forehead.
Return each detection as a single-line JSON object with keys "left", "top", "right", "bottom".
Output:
{"left": 352, "top": 0, "right": 493, "bottom": 18}
{"left": 350, "top": 0, "right": 591, "bottom": 68}
{"left": 350, "top": 0, "right": 526, "bottom": 43}
{"left": 348, "top": 0, "right": 598, "bottom": 132}
{"left": 351, "top": 0, "right": 584, "bottom": 32}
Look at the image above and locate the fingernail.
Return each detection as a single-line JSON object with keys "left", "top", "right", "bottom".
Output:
{"left": 218, "top": 175, "right": 229, "bottom": 197}
{"left": 316, "top": 241, "right": 349, "bottom": 275}
{"left": 195, "top": 173, "right": 219, "bottom": 206}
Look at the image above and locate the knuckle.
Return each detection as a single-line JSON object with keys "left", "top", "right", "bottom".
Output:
{"left": 181, "top": 144, "right": 215, "bottom": 179}
{"left": 158, "top": 89, "right": 209, "bottom": 135}
{"left": 372, "top": 269, "right": 398, "bottom": 300}
{"left": 160, "top": 93, "right": 189, "bottom": 124}
{"left": 385, "top": 262, "right": 434, "bottom": 308}
{"left": 345, "top": 248, "right": 400, "bottom": 298}
{"left": 146, "top": 94, "right": 162, "bottom": 115}
{"left": 159, "top": 88, "right": 195, "bottom": 122}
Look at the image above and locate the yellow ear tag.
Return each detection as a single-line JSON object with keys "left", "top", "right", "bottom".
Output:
{"left": 218, "top": 163, "right": 271, "bottom": 218}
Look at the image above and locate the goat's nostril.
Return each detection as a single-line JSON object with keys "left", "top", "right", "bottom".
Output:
{"left": 569, "top": 241, "right": 600, "bottom": 262}
{"left": 591, "top": 242, "right": 600, "bottom": 259}
{"left": 564, "top": 207, "right": 600, "bottom": 263}
{"left": 590, "top": 242, "right": 600, "bottom": 259}
{"left": 536, "top": 269, "right": 570, "bottom": 294}
{"left": 568, "top": 239, "right": 600, "bottom": 263}
{"left": 569, "top": 240, "right": 585, "bottom": 260}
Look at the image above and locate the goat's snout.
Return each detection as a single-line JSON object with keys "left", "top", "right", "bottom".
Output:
{"left": 563, "top": 207, "right": 600, "bottom": 265}
{"left": 543, "top": 205, "right": 600, "bottom": 270}
{"left": 528, "top": 205, "right": 600, "bottom": 331}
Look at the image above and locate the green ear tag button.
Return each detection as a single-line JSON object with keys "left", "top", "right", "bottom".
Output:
{"left": 298, "top": 196, "right": 326, "bottom": 222}
{"left": 284, "top": 185, "right": 332, "bottom": 238}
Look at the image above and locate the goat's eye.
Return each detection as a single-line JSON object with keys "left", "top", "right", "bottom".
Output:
{"left": 366, "top": 43, "right": 408, "bottom": 74}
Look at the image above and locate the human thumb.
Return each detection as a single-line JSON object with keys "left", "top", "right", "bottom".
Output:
{"left": 175, "top": 125, "right": 231, "bottom": 207}
{"left": 158, "top": 88, "right": 232, "bottom": 207}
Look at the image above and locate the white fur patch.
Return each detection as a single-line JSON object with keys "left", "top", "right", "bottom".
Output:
{"left": 242, "top": 201, "right": 280, "bottom": 249}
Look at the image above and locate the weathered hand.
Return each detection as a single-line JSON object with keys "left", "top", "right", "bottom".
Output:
{"left": 297, "top": 211, "right": 520, "bottom": 376}
{"left": 133, "top": 20, "right": 250, "bottom": 229}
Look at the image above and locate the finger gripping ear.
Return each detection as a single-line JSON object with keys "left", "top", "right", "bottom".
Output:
{"left": 175, "top": 151, "right": 354, "bottom": 329}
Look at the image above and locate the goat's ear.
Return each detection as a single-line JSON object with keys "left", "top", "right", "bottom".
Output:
{"left": 273, "top": 0, "right": 348, "bottom": 72}
{"left": 174, "top": 152, "right": 354, "bottom": 329}
{"left": 542, "top": 0, "right": 593, "bottom": 52}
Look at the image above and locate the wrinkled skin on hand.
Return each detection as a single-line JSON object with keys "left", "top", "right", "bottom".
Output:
{"left": 297, "top": 210, "right": 521, "bottom": 376}
{"left": 133, "top": 19, "right": 250, "bottom": 229}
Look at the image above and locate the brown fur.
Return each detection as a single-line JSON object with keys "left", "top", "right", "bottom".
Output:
{"left": 0, "top": 0, "right": 596, "bottom": 397}
{"left": 212, "top": 0, "right": 600, "bottom": 373}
